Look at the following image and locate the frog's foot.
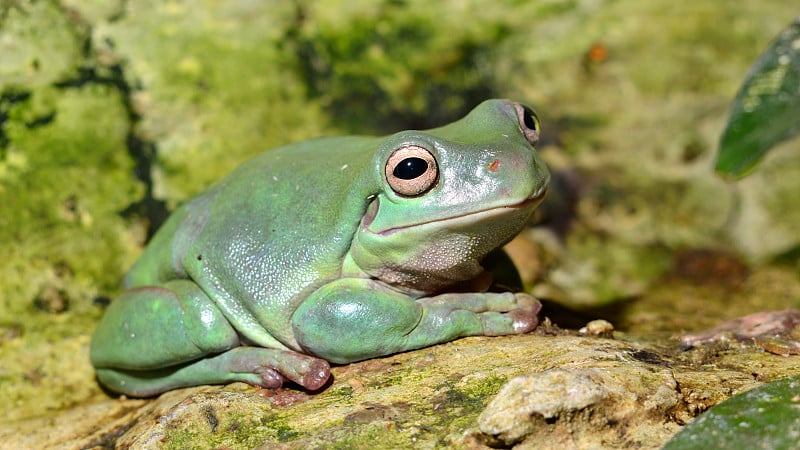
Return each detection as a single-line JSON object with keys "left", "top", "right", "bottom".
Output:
{"left": 419, "top": 291, "right": 542, "bottom": 336}
{"left": 680, "top": 309, "right": 800, "bottom": 356}
{"left": 475, "top": 292, "right": 541, "bottom": 336}
{"left": 293, "top": 278, "right": 543, "bottom": 364}
{"left": 216, "top": 346, "right": 331, "bottom": 390}
{"left": 96, "top": 347, "right": 330, "bottom": 397}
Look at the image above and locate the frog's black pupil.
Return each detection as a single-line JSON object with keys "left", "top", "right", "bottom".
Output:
{"left": 393, "top": 157, "right": 428, "bottom": 180}
{"left": 523, "top": 107, "right": 538, "bottom": 131}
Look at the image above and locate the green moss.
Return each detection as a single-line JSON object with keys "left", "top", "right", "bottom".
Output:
{"left": 459, "top": 375, "right": 507, "bottom": 401}
{"left": 0, "top": 0, "right": 85, "bottom": 87}
{"left": 328, "top": 426, "right": 411, "bottom": 450}
{"left": 431, "top": 375, "right": 507, "bottom": 421}
{"left": 329, "top": 385, "right": 355, "bottom": 401}
{"left": 0, "top": 4, "right": 141, "bottom": 420}
{"left": 0, "top": 83, "right": 140, "bottom": 321}
{"left": 162, "top": 410, "right": 307, "bottom": 449}
{"left": 261, "top": 413, "right": 302, "bottom": 442}
{"left": 364, "top": 364, "right": 423, "bottom": 389}
{"left": 290, "top": 0, "right": 505, "bottom": 133}
{"left": 96, "top": 0, "right": 330, "bottom": 204}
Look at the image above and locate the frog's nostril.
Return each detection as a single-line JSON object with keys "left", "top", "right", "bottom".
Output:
{"left": 488, "top": 159, "right": 501, "bottom": 173}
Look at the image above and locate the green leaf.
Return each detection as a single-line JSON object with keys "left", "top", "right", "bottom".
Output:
{"left": 715, "top": 18, "right": 800, "bottom": 178}
{"left": 663, "top": 375, "right": 800, "bottom": 450}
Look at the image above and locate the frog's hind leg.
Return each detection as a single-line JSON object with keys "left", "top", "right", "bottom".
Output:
{"left": 95, "top": 347, "right": 330, "bottom": 397}
{"left": 90, "top": 280, "right": 329, "bottom": 396}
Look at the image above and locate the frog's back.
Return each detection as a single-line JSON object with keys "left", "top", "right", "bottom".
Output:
{"left": 125, "top": 135, "right": 379, "bottom": 310}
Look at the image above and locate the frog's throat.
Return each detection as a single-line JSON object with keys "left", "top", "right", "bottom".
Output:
{"left": 369, "top": 186, "right": 547, "bottom": 237}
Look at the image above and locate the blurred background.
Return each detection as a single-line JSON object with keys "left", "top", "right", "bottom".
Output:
{"left": 1, "top": 0, "right": 798, "bottom": 423}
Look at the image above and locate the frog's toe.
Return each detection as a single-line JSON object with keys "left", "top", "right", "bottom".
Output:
{"left": 508, "top": 293, "right": 542, "bottom": 334}
{"left": 254, "top": 367, "right": 285, "bottom": 389}
{"left": 242, "top": 348, "right": 330, "bottom": 391}
{"left": 479, "top": 295, "right": 540, "bottom": 336}
{"left": 255, "top": 362, "right": 329, "bottom": 390}
{"left": 302, "top": 358, "right": 331, "bottom": 391}
{"left": 513, "top": 292, "right": 542, "bottom": 315}
{"left": 479, "top": 307, "right": 539, "bottom": 336}
{"left": 508, "top": 308, "right": 539, "bottom": 334}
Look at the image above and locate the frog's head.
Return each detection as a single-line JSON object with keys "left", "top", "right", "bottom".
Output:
{"left": 349, "top": 99, "right": 550, "bottom": 294}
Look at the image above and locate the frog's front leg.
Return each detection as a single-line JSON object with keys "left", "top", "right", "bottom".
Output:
{"left": 291, "top": 278, "right": 540, "bottom": 364}
{"left": 90, "top": 279, "right": 329, "bottom": 396}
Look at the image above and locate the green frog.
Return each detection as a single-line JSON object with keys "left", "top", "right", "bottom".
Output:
{"left": 90, "top": 99, "right": 549, "bottom": 396}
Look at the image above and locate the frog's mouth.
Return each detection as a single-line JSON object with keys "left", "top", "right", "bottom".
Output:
{"left": 370, "top": 186, "right": 548, "bottom": 237}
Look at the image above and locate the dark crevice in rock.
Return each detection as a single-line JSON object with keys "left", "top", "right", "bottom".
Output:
{"left": 50, "top": 10, "right": 170, "bottom": 237}
{"left": 0, "top": 88, "right": 32, "bottom": 154}
{"left": 121, "top": 136, "right": 171, "bottom": 236}
{"left": 79, "top": 414, "right": 140, "bottom": 450}
{"left": 0, "top": 86, "right": 56, "bottom": 143}
{"left": 24, "top": 111, "right": 56, "bottom": 129}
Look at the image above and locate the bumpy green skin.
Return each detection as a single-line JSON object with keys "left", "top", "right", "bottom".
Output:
{"left": 90, "top": 99, "right": 550, "bottom": 396}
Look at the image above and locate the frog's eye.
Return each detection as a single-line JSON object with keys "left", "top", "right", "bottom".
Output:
{"left": 385, "top": 145, "right": 438, "bottom": 197}
{"left": 514, "top": 103, "right": 540, "bottom": 147}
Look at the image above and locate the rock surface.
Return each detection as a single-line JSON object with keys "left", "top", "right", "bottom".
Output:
{"left": 3, "top": 327, "right": 799, "bottom": 449}
{"left": 477, "top": 367, "right": 681, "bottom": 448}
